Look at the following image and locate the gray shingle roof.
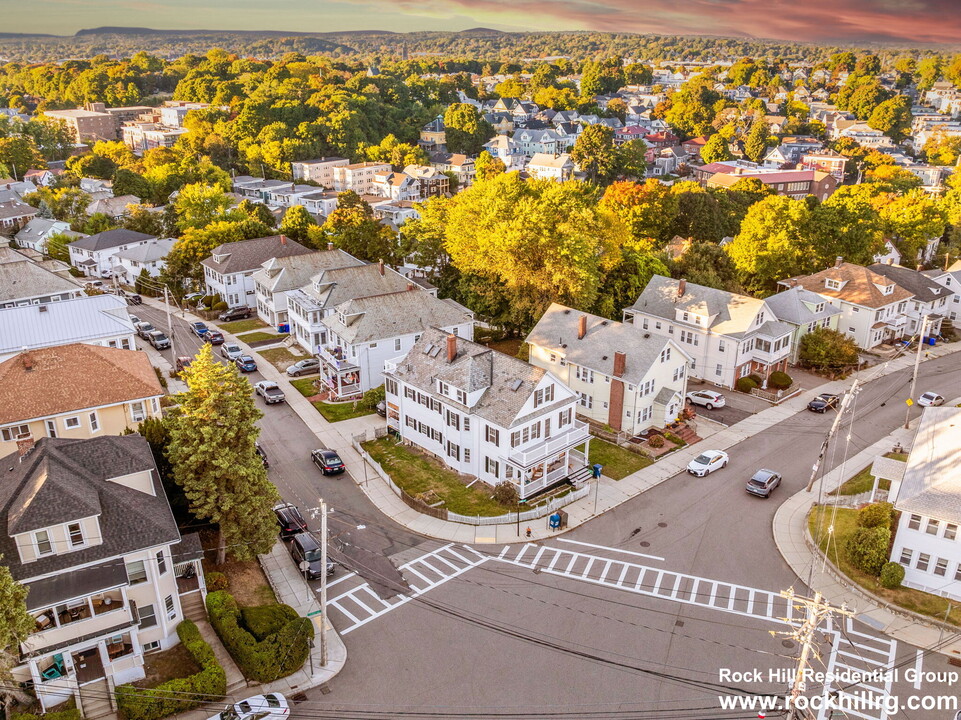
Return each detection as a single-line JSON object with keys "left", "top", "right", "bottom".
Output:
{"left": 764, "top": 286, "right": 842, "bottom": 326}
{"left": 0, "top": 260, "right": 82, "bottom": 304}
{"left": 0, "top": 435, "right": 181, "bottom": 583}
{"left": 894, "top": 407, "right": 961, "bottom": 523}
{"left": 14, "top": 218, "right": 71, "bottom": 245}
{"left": 309, "top": 264, "right": 414, "bottom": 309}
{"left": 251, "top": 248, "right": 363, "bottom": 294}
{"left": 868, "top": 263, "right": 947, "bottom": 304}
{"left": 391, "top": 328, "right": 568, "bottom": 428}
{"left": 113, "top": 238, "right": 174, "bottom": 263}
{"left": 25, "top": 559, "right": 130, "bottom": 612}
{"left": 323, "top": 289, "right": 472, "bottom": 345}
{"left": 201, "top": 235, "right": 312, "bottom": 275}
{"left": 69, "top": 228, "right": 154, "bottom": 252}
{"left": 526, "top": 303, "right": 683, "bottom": 385}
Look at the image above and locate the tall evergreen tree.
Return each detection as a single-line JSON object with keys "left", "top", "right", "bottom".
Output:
{"left": 166, "top": 344, "right": 279, "bottom": 564}
{"left": 0, "top": 560, "right": 33, "bottom": 711}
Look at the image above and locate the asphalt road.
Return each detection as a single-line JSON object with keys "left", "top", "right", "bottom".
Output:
{"left": 137, "top": 300, "right": 961, "bottom": 717}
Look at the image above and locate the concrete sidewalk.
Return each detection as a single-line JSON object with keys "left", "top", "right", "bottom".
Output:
{"left": 773, "top": 410, "right": 961, "bottom": 656}
{"left": 145, "top": 295, "right": 961, "bottom": 545}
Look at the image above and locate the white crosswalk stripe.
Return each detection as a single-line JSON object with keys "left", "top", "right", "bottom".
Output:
{"left": 325, "top": 543, "right": 489, "bottom": 635}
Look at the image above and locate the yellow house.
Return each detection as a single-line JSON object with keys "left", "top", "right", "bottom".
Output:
{"left": 0, "top": 344, "right": 164, "bottom": 455}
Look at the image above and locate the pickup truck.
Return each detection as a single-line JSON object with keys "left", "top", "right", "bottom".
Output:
{"left": 255, "top": 381, "right": 286, "bottom": 404}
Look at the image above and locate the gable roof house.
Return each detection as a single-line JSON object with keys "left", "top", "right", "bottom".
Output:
{"left": 201, "top": 235, "right": 312, "bottom": 310}
{"left": 527, "top": 304, "right": 691, "bottom": 436}
{"left": 764, "top": 286, "right": 843, "bottom": 363}
{"left": 0, "top": 294, "right": 137, "bottom": 361}
{"left": 0, "top": 254, "right": 84, "bottom": 309}
{"left": 0, "top": 344, "right": 164, "bottom": 455}
{"left": 14, "top": 218, "right": 77, "bottom": 254}
{"left": 68, "top": 229, "right": 155, "bottom": 278}
{"left": 526, "top": 153, "right": 575, "bottom": 181}
{"left": 0, "top": 200, "right": 38, "bottom": 235}
{"left": 624, "top": 276, "right": 793, "bottom": 390}
{"left": 781, "top": 259, "right": 915, "bottom": 349}
{"left": 868, "top": 262, "right": 949, "bottom": 338}
{"left": 86, "top": 195, "right": 140, "bottom": 222}
{"left": 3, "top": 435, "right": 205, "bottom": 710}
{"left": 384, "top": 328, "right": 591, "bottom": 500}
{"left": 923, "top": 259, "right": 961, "bottom": 329}
{"left": 320, "top": 288, "right": 474, "bottom": 399}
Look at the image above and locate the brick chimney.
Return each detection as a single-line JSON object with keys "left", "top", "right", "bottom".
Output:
{"left": 446, "top": 334, "right": 457, "bottom": 363}
{"left": 789, "top": 278, "right": 797, "bottom": 288}
{"left": 279, "top": 234, "right": 287, "bottom": 246}
{"left": 407, "top": 282, "right": 415, "bottom": 291}
{"left": 678, "top": 279, "right": 687, "bottom": 297}
{"left": 834, "top": 256, "right": 843, "bottom": 268}
{"left": 21, "top": 351, "right": 32, "bottom": 371}
{"left": 887, "top": 257, "right": 894, "bottom": 265}
{"left": 613, "top": 351, "right": 626, "bottom": 378}
{"left": 327, "top": 242, "right": 334, "bottom": 251}
{"left": 378, "top": 259, "right": 385, "bottom": 276}
{"left": 578, "top": 314, "right": 587, "bottom": 340}
{"left": 16, "top": 435, "right": 35, "bottom": 457}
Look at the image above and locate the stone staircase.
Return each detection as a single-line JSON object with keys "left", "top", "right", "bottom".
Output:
{"left": 671, "top": 423, "right": 700, "bottom": 445}
{"left": 181, "top": 592, "right": 207, "bottom": 623}
{"left": 78, "top": 679, "right": 114, "bottom": 720}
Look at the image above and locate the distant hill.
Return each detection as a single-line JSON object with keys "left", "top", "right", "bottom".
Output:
{"left": 458, "top": 28, "right": 508, "bottom": 36}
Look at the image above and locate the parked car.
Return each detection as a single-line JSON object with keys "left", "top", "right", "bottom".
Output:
{"left": 918, "top": 392, "right": 945, "bottom": 407}
{"left": 134, "top": 322, "right": 155, "bottom": 340}
{"left": 126, "top": 294, "right": 142, "bottom": 305}
{"left": 375, "top": 400, "right": 387, "bottom": 417}
{"left": 255, "top": 442, "right": 269, "bottom": 469}
{"left": 129, "top": 314, "right": 141, "bottom": 326}
{"left": 183, "top": 292, "right": 205, "bottom": 305}
{"left": 273, "top": 503, "right": 307, "bottom": 539}
{"left": 84, "top": 280, "right": 104, "bottom": 289}
{"left": 221, "top": 343, "right": 243, "bottom": 361}
{"left": 745, "top": 469, "right": 782, "bottom": 498}
{"left": 807, "top": 393, "right": 840, "bottom": 413}
{"left": 288, "top": 532, "right": 334, "bottom": 580}
{"left": 147, "top": 330, "right": 171, "bottom": 350}
{"left": 686, "top": 450, "right": 729, "bottom": 477}
{"left": 209, "top": 693, "right": 289, "bottom": 720}
{"left": 204, "top": 330, "right": 225, "bottom": 346}
{"left": 686, "top": 390, "right": 726, "bottom": 410}
{"left": 311, "top": 448, "right": 345, "bottom": 475}
{"left": 190, "top": 321, "right": 209, "bottom": 337}
{"left": 175, "top": 356, "right": 193, "bottom": 374}
{"left": 255, "top": 381, "right": 286, "bottom": 404}
{"left": 286, "top": 358, "right": 320, "bottom": 377}
{"left": 235, "top": 355, "right": 257, "bottom": 373}
{"left": 219, "top": 306, "right": 252, "bottom": 322}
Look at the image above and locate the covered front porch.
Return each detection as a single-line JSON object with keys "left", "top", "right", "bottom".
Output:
{"left": 318, "top": 345, "right": 362, "bottom": 400}
{"left": 506, "top": 421, "right": 592, "bottom": 499}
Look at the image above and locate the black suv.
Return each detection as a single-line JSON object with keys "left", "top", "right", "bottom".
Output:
{"left": 219, "top": 306, "right": 252, "bottom": 322}
{"left": 289, "top": 532, "right": 334, "bottom": 579}
{"left": 273, "top": 502, "right": 308, "bottom": 539}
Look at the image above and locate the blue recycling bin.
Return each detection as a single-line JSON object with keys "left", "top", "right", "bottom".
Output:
{"left": 592, "top": 463, "right": 603, "bottom": 479}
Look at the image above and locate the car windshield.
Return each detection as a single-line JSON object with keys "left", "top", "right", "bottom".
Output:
{"left": 218, "top": 711, "right": 238, "bottom": 720}
{"left": 264, "top": 696, "right": 281, "bottom": 709}
{"left": 694, "top": 454, "right": 712, "bottom": 464}
{"left": 325, "top": 454, "right": 342, "bottom": 465}
{"left": 304, "top": 549, "right": 323, "bottom": 562}
{"left": 748, "top": 478, "right": 767, "bottom": 487}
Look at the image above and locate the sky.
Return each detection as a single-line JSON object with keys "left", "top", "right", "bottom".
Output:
{"left": 8, "top": 0, "right": 961, "bottom": 45}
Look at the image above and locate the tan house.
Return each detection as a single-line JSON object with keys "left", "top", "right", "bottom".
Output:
{"left": 0, "top": 344, "right": 164, "bottom": 456}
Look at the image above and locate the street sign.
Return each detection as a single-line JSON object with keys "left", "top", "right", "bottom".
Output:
{"left": 906, "top": 398, "right": 914, "bottom": 406}
{"left": 307, "top": 609, "right": 323, "bottom": 617}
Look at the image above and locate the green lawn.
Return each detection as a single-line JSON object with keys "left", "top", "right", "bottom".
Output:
{"left": 363, "top": 436, "right": 513, "bottom": 516}
{"left": 313, "top": 400, "right": 375, "bottom": 422}
{"left": 586, "top": 439, "right": 653, "bottom": 480}
{"left": 809, "top": 506, "right": 961, "bottom": 626}
{"left": 219, "top": 318, "right": 268, "bottom": 334}
{"left": 289, "top": 377, "right": 319, "bottom": 396}
{"left": 257, "top": 346, "right": 299, "bottom": 370}
{"left": 829, "top": 466, "right": 890, "bottom": 496}
{"left": 237, "top": 331, "right": 289, "bottom": 344}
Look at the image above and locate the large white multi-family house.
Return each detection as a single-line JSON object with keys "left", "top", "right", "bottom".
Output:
{"left": 868, "top": 262, "right": 948, "bottom": 338}
{"left": 783, "top": 260, "right": 914, "bottom": 349}
{"left": 252, "top": 247, "right": 363, "bottom": 328}
{"left": 0, "top": 248, "right": 84, "bottom": 309}
{"left": 623, "top": 276, "right": 793, "bottom": 390}
{"left": 0, "top": 294, "right": 137, "bottom": 361}
{"left": 923, "top": 259, "right": 961, "bottom": 329}
{"left": 526, "top": 153, "right": 575, "bottom": 181}
{"left": 113, "top": 238, "right": 174, "bottom": 285}
{"left": 482, "top": 136, "right": 526, "bottom": 170}
{"left": 201, "top": 235, "right": 313, "bottom": 310}
{"left": 68, "top": 229, "right": 155, "bottom": 278}
{"left": 527, "top": 304, "right": 690, "bottom": 435}
{"left": 291, "top": 157, "right": 350, "bottom": 186}
{"left": 320, "top": 289, "right": 474, "bottom": 399}
{"left": 14, "top": 218, "right": 74, "bottom": 254}
{"left": 764, "top": 286, "right": 843, "bottom": 363}
{"left": 384, "top": 328, "right": 591, "bottom": 500}
{"left": 286, "top": 261, "right": 429, "bottom": 355}
{"left": 890, "top": 407, "right": 961, "bottom": 601}
{"left": 4, "top": 435, "right": 206, "bottom": 714}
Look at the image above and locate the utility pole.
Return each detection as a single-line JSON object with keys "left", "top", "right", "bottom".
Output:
{"left": 904, "top": 314, "right": 930, "bottom": 430}
{"left": 319, "top": 500, "right": 329, "bottom": 667}
{"left": 805, "top": 379, "right": 859, "bottom": 492}
{"left": 163, "top": 285, "right": 177, "bottom": 368}
{"left": 778, "top": 589, "right": 853, "bottom": 719}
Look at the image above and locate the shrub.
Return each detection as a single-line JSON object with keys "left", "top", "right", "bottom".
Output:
{"left": 153, "top": 366, "right": 168, "bottom": 390}
{"left": 799, "top": 327, "right": 859, "bottom": 370}
{"left": 115, "top": 621, "right": 225, "bottom": 720}
{"left": 213, "top": 301, "right": 228, "bottom": 311}
{"left": 241, "top": 604, "right": 297, "bottom": 641}
{"left": 205, "top": 572, "right": 228, "bottom": 591}
{"left": 748, "top": 373, "right": 763, "bottom": 385}
{"left": 492, "top": 481, "right": 520, "bottom": 506}
{"left": 857, "top": 502, "right": 895, "bottom": 530}
{"left": 206, "top": 590, "right": 312, "bottom": 683}
{"left": 647, "top": 434, "right": 665, "bottom": 448}
{"left": 14, "top": 701, "right": 81, "bottom": 720}
{"left": 736, "top": 377, "right": 759, "bottom": 393}
{"left": 361, "top": 384, "right": 385, "bottom": 410}
{"left": 879, "top": 561, "right": 905, "bottom": 589}
{"left": 845, "top": 526, "right": 891, "bottom": 576}
{"left": 768, "top": 371, "right": 792, "bottom": 389}
{"left": 663, "top": 432, "right": 685, "bottom": 446}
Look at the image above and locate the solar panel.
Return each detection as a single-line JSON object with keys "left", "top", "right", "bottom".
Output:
{"left": 429, "top": 346, "right": 442, "bottom": 357}
{"left": 423, "top": 344, "right": 435, "bottom": 354}
{"left": 510, "top": 379, "right": 523, "bottom": 391}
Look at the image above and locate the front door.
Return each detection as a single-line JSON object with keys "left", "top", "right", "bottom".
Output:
{"left": 72, "top": 647, "right": 105, "bottom": 685}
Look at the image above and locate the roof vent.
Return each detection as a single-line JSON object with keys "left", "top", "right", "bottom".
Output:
{"left": 601, "top": 320, "right": 609, "bottom": 325}
{"left": 563, "top": 309, "right": 571, "bottom": 314}
{"left": 38, "top": 305, "right": 48, "bottom": 312}
{"left": 423, "top": 343, "right": 435, "bottom": 355}
{"left": 601, "top": 355, "right": 608, "bottom": 360}
{"left": 510, "top": 379, "right": 523, "bottom": 391}
{"left": 644, "top": 333, "right": 650, "bottom": 339}
{"left": 561, "top": 344, "right": 567, "bottom": 349}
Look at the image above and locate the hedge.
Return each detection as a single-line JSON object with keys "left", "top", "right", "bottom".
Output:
{"left": 768, "top": 371, "right": 792, "bottom": 390}
{"left": 13, "top": 700, "right": 81, "bottom": 720}
{"left": 736, "top": 376, "right": 758, "bottom": 393}
{"left": 115, "top": 621, "right": 225, "bottom": 720}
{"left": 857, "top": 502, "right": 895, "bottom": 530}
{"left": 845, "top": 526, "right": 891, "bottom": 576}
{"left": 206, "top": 591, "right": 312, "bottom": 683}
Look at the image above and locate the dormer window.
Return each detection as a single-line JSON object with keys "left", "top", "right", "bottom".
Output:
{"left": 815, "top": 303, "right": 825, "bottom": 313}
{"left": 438, "top": 380, "right": 449, "bottom": 396}
{"left": 882, "top": 284, "right": 893, "bottom": 295}
{"left": 825, "top": 279, "right": 841, "bottom": 290}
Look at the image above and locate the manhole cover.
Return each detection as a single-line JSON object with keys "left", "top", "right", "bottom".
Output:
{"left": 657, "top": 522, "right": 667, "bottom": 528}
{"left": 319, "top": 685, "right": 332, "bottom": 696}
{"left": 675, "top": 620, "right": 685, "bottom": 627}
{"left": 291, "top": 693, "right": 308, "bottom": 703}
{"left": 782, "top": 640, "right": 795, "bottom": 649}
{"left": 630, "top": 527, "right": 642, "bottom": 537}
{"left": 639, "top": 541, "right": 651, "bottom": 547}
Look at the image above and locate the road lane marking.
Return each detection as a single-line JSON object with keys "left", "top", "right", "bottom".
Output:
{"left": 557, "top": 538, "right": 665, "bottom": 561}
{"left": 913, "top": 649, "right": 923, "bottom": 689}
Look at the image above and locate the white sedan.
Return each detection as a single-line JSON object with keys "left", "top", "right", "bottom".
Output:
{"left": 918, "top": 392, "right": 945, "bottom": 407}
{"left": 687, "top": 450, "right": 729, "bottom": 477}
{"left": 210, "top": 694, "right": 288, "bottom": 720}
{"left": 686, "top": 390, "right": 726, "bottom": 410}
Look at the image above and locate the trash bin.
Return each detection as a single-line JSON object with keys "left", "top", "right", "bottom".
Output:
{"left": 592, "top": 463, "right": 603, "bottom": 479}
{"left": 549, "top": 512, "right": 561, "bottom": 530}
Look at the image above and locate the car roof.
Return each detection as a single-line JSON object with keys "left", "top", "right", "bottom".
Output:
{"left": 752, "top": 469, "right": 777, "bottom": 480}
{"left": 293, "top": 532, "right": 321, "bottom": 550}
{"left": 921, "top": 392, "right": 939, "bottom": 398}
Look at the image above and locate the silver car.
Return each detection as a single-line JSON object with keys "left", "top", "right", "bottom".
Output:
{"left": 221, "top": 343, "right": 244, "bottom": 362}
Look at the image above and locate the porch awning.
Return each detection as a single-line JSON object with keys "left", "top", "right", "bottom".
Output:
{"left": 653, "top": 387, "right": 679, "bottom": 406}
{"left": 26, "top": 561, "right": 128, "bottom": 612}
{"left": 170, "top": 532, "right": 204, "bottom": 564}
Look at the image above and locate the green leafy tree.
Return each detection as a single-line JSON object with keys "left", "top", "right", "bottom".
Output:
{"left": 670, "top": 241, "right": 741, "bottom": 292}
{"left": 615, "top": 139, "right": 648, "bottom": 180}
{"left": 664, "top": 76, "right": 722, "bottom": 139}
{"left": 742, "top": 120, "right": 770, "bottom": 164}
{"left": 321, "top": 193, "right": 400, "bottom": 264}
{"left": 174, "top": 183, "right": 232, "bottom": 231}
{"left": 798, "top": 327, "right": 859, "bottom": 370}
{"left": 867, "top": 96, "right": 912, "bottom": 142}
{"left": 163, "top": 219, "right": 271, "bottom": 286}
{"left": 0, "top": 136, "right": 44, "bottom": 178}
{"left": 0, "top": 560, "right": 34, "bottom": 710}
{"left": 571, "top": 124, "right": 618, "bottom": 183}
{"left": 399, "top": 195, "right": 451, "bottom": 277}
{"left": 44, "top": 231, "right": 73, "bottom": 262}
{"left": 475, "top": 150, "right": 506, "bottom": 181}
{"left": 279, "top": 205, "right": 317, "bottom": 244}
{"left": 700, "top": 133, "right": 732, "bottom": 164}
{"left": 623, "top": 63, "right": 653, "bottom": 86}
{"left": 880, "top": 190, "right": 948, "bottom": 263}
{"left": 112, "top": 168, "right": 152, "bottom": 200}
{"left": 237, "top": 199, "right": 277, "bottom": 228}
{"left": 600, "top": 179, "right": 678, "bottom": 243}
{"left": 444, "top": 103, "right": 493, "bottom": 155}
{"left": 846, "top": 526, "right": 891, "bottom": 576}
{"left": 668, "top": 183, "right": 725, "bottom": 242}
{"left": 166, "top": 343, "right": 280, "bottom": 565}
{"left": 122, "top": 204, "right": 166, "bottom": 237}
{"left": 923, "top": 133, "right": 961, "bottom": 166}
{"left": 594, "top": 240, "right": 668, "bottom": 319}
{"left": 82, "top": 212, "right": 118, "bottom": 235}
